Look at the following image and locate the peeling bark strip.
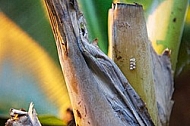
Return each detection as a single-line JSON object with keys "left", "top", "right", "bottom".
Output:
{"left": 45, "top": 0, "right": 154, "bottom": 125}
{"left": 151, "top": 48, "right": 174, "bottom": 126}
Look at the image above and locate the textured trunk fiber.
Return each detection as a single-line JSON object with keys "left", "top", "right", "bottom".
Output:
{"left": 44, "top": 0, "right": 173, "bottom": 126}
{"left": 108, "top": 4, "right": 159, "bottom": 124}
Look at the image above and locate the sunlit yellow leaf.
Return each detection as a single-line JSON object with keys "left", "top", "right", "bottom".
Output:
{"left": 0, "top": 12, "right": 70, "bottom": 118}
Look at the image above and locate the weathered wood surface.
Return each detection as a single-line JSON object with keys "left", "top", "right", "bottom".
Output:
{"left": 108, "top": 3, "right": 174, "bottom": 126}
{"left": 45, "top": 0, "right": 154, "bottom": 125}
{"left": 5, "top": 103, "right": 41, "bottom": 126}
{"left": 151, "top": 48, "right": 174, "bottom": 126}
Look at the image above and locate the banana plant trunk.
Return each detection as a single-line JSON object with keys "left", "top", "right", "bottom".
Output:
{"left": 44, "top": 0, "right": 174, "bottom": 126}
{"left": 108, "top": 3, "right": 174, "bottom": 125}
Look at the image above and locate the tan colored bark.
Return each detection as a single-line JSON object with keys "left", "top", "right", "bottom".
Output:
{"left": 108, "top": 3, "right": 174, "bottom": 126}
{"left": 108, "top": 4, "right": 159, "bottom": 125}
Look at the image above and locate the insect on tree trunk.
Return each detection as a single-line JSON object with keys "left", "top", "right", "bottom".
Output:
{"left": 108, "top": 3, "right": 174, "bottom": 125}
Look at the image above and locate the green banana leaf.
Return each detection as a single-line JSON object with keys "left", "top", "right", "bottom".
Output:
{"left": 175, "top": 5, "right": 190, "bottom": 77}
{"left": 77, "top": 0, "right": 112, "bottom": 53}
